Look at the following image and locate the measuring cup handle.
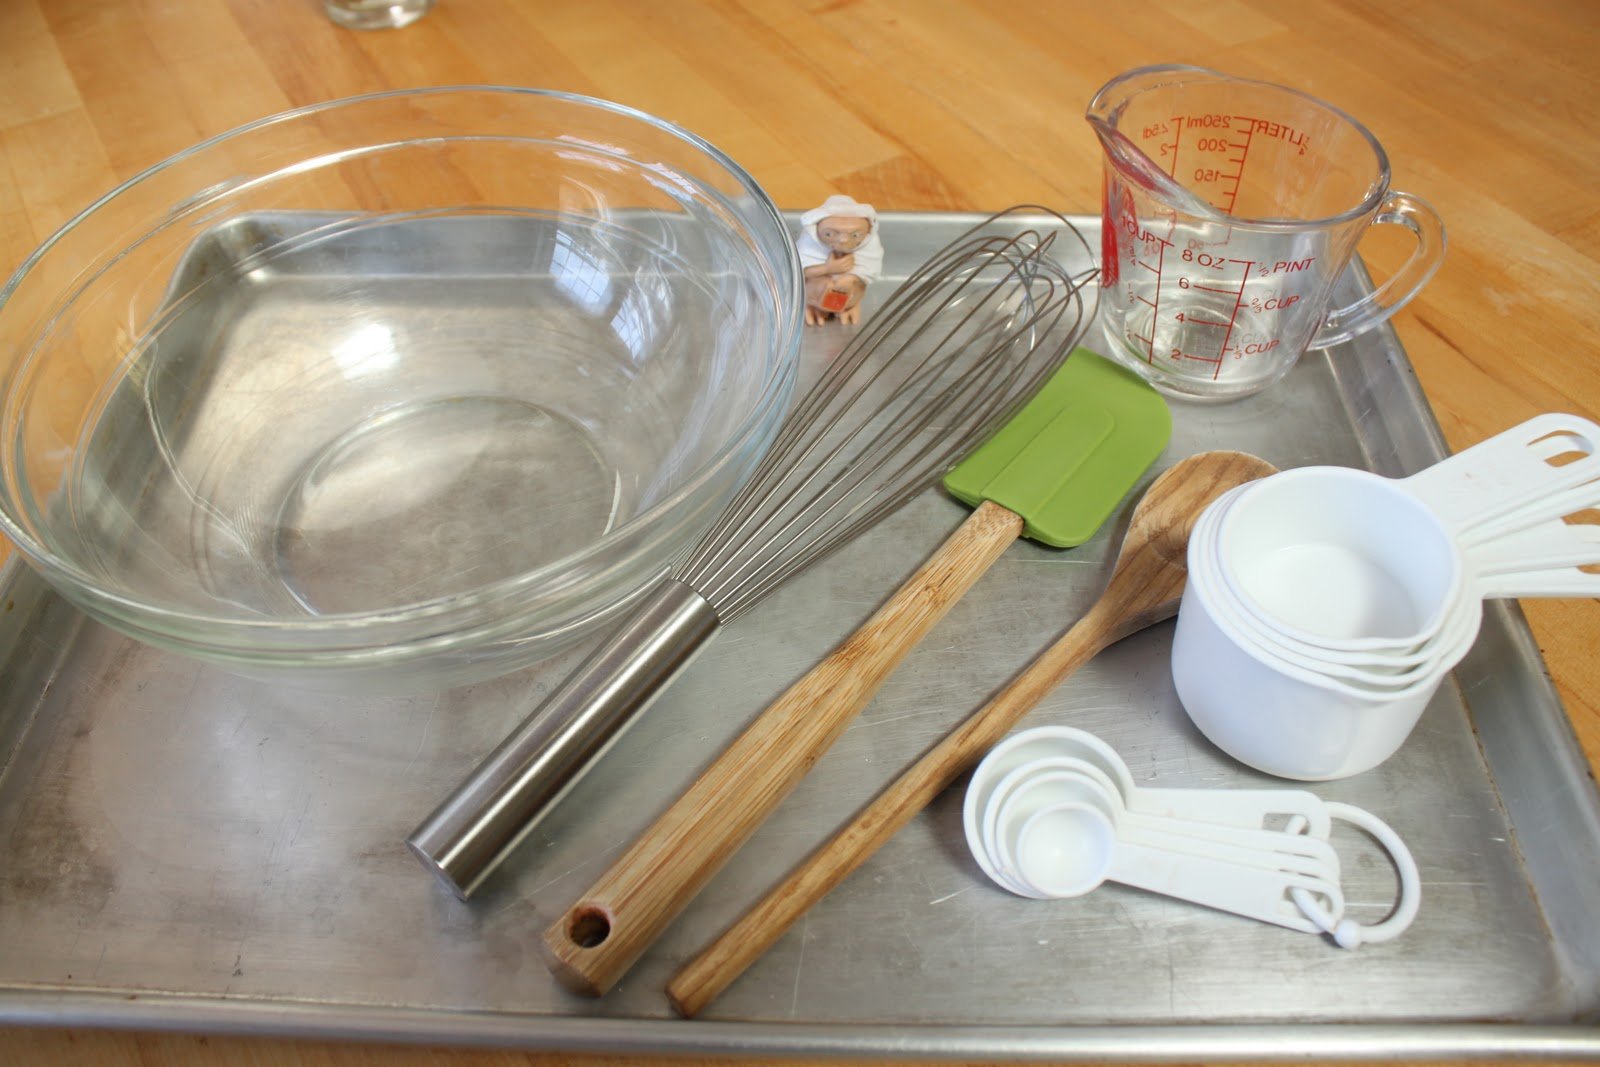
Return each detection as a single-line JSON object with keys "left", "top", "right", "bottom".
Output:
{"left": 1309, "top": 191, "right": 1446, "bottom": 349}
{"left": 1398, "top": 413, "right": 1600, "bottom": 531}
{"left": 1465, "top": 519, "right": 1600, "bottom": 577}
{"left": 1478, "top": 566, "right": 1600, "bottom": 599}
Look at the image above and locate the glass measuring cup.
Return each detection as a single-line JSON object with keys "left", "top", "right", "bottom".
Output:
{"left": 1087, "top": 65, "right": 1446, "bottom": 402}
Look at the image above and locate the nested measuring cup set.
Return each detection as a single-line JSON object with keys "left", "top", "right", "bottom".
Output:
{"left": 1172, "top": 413, "right": 1600, "bottom": 782}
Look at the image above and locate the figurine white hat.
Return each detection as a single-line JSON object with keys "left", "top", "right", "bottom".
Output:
{"left": 801, "top": 194, "right": 877, "bottom": 229}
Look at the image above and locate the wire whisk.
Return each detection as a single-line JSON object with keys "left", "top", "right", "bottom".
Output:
{"left": 684, "top": 212, "right": 1094, "bottom": 618}
{"left": 408, "top": 206, "right": 1099, "bottom": 899}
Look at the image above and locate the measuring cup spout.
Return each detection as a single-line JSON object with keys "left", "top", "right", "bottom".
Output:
{"left": 1086, "top": 65, "right": 1225, "bottom": 215}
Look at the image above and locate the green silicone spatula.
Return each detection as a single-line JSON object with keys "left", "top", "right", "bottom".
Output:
{"left": 541, "top": 347, "right": 1169, "bottom": 999}
{"left": 944, "top": 346, "right": 1173, "bottom": 548}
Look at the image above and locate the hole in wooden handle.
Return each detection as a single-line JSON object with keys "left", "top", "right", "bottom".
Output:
{"left": 567, "top": 906, "right": 611, "bottom": 949}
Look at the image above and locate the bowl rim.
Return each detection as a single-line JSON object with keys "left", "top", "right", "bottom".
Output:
{"left": 0, "top": 85, "right": 804, "bottom": 650}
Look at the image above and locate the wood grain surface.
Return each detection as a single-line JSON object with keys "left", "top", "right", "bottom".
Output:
{"left": 1, "top": 1, "right": 1596, "bottom": 1064}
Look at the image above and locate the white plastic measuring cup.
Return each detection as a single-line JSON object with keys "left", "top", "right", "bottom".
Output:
{"left": 1174, "top": 572, "right": 1459, "bottom": 780}
{"left": 1216, "top": 466, "right": 1459, "bottom": 648}
{"left": 1180, "top": 513, "right": 1600, "bottom": 780}
{"left": 1190, "top": 486, "right": 1475, "bottom": 686}
{"left": 1087, "top": 65, "right": 1446, "bottom": 401}
{"left": 1173, "top": 419, "right": 1600, "bottom": 778}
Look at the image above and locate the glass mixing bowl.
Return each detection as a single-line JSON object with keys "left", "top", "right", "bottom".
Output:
{"left": 0, "top": 87, "right": 802, "bottom": 692}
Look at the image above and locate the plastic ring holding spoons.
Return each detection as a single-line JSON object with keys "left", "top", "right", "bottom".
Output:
{"left": 964, "top": 727, "right": 1422, "bottom": 947}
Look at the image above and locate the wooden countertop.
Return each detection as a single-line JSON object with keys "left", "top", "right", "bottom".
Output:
{"left": 2, "top": 1, "right": 1596, "bottom": 1064}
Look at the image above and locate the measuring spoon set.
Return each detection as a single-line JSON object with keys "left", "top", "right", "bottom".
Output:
{"left": 963, "top": 726, "right": 1420, "bottom": 947}
{"left": 1174, "top": 413, "right": 1600, "bottom": 780}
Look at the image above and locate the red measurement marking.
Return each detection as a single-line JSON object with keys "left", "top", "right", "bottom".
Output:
{"left": 1164, "top": 115, "right": 1184, "bottom": 179}
{"left": 1212, "top": 259, "right": 1256, "bottom": 380}
{"left": 1137, "top": 239, "right": 1172, "bottom": 362}
{"left": 1223, "top": 117, "right": 1259, "bottom": 214}
{"left": 1162, "top": 115, "right": 1255, "bottom": 213}
{"left": 1123, "top": 227, "right": 1174, "bottom": 364}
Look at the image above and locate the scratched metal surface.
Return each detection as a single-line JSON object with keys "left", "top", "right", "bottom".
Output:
{"left": 0, "top": 213, "right": 1597, "bottom": 1059}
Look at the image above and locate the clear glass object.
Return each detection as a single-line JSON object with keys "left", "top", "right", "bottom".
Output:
{"left": 1087, "top": 65, "right": 1446, "bottom": 402}
{"left": 323, "top": 0, "right": 436, "bottom": 31}
{"left": 0, "top": 88, "right": 802, "bottom": 693}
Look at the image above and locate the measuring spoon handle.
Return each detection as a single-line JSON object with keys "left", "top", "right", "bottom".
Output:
{"left": 1106, "top": 838, "right": 1344, "bottom": 934}
{"left": 1120, "top": 810, "right": 1341, "bottom": 873}
{"left": 1131, "top": 785, "right": 1332, "bottom": 837}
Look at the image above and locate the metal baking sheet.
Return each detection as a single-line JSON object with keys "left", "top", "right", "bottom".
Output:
{"left": 1, "top": 212, "right": 1597, "bottom": 1060}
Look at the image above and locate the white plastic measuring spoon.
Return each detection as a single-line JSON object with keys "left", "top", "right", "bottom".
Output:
{"left": 1013, "top": 800, "right": 1343, "bottom": 934}
{"left": 983, "top": 760, "right": 1341, "bottom": 881}
{"left": 964, "top": 725, "right": 1332, "bottom": 837}
{"left": 966, "top": 727, "right": 1423, "bottom": 947}
{"left": 988, "top": 768, "right": 1343, "bottom": 905}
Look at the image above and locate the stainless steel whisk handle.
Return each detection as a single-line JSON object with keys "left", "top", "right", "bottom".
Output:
{"left": 405, "top": 579, "right": 720, "bottom": 899}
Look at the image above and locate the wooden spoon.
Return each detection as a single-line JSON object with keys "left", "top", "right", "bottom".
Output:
{"left": 667, "top": 449, "right": 1277, "bottom": 1018}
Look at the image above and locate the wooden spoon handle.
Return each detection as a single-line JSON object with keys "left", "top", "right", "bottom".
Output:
{"left": 667, "top": 592, "right": 1122, "bottom": 1018}
{"left": 540, "top": 500, "right": 1023, "bottom": 997}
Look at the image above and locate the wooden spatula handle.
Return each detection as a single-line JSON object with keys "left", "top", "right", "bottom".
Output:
{"left": 540, "top": 500, "right": 1024, "bottom": 997}
{"left": 666, "top": 590, "right": 1122, "bottom": 1017}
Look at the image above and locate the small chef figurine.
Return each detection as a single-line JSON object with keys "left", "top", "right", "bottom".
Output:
{"left": 796, "top": 194, "right": 884, "bottom": 326}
